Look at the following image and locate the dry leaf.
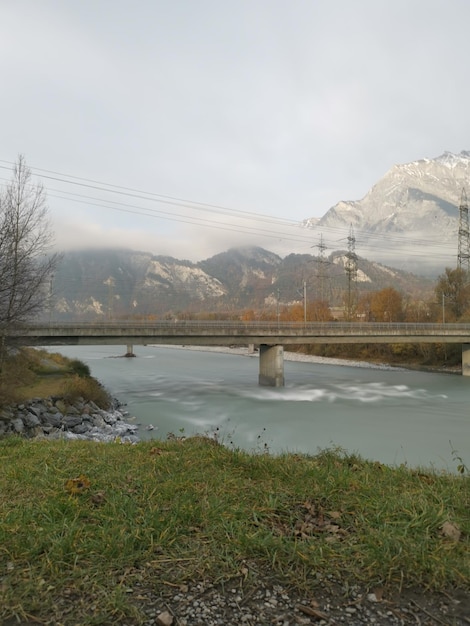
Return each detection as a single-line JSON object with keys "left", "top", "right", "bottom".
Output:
{"left": 150, "top": 447, "right": 166, "bottom": 455}
{"left": 65, "top": 475, "right": 91, "bottom": 495}
{"left": 441, "top": 521, "right": 461, "bottom": 542}
{"left": 372, "top": 587, "right": 384, "bottom": 601}
{"left": 90, "top": 491, "right": 106, "bottom": 505}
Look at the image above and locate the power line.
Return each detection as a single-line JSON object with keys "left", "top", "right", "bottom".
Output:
{"left": 0, "top": 172, "right": 457, "bottom": 259}
{"left": 0, "top": 160, "right": 460, "bottom": 262}
{"left": 46, "top": 191, "right": 315, "bottom": 243}
{"left": 0, "top": 160, "right": 297, "bottom": 226}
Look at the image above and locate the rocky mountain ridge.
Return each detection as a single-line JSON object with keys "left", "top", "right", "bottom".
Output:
{"left": 47, "top": 152, "right": 470, "bottom": 319}
{"left": 302, "top": 151, "right": 470, "bottom": 274}
{"left": 49, "top": 246, "right": 432, "bottom": 321}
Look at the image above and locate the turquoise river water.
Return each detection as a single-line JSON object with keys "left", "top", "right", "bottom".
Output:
{"left": 48, "top": 344, "right": 470, "bottom": 472}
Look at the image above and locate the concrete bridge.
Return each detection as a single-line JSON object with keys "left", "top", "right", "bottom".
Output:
{"left": 7, "top": 320, "right": 470, "bottom": 386}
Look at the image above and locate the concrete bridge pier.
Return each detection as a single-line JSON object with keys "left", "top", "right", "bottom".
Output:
{"left": 462, "top": 344, "right": 470, "bottom": 376}
{"left": 258, "top": 344, "right": 285, "bottom": 387}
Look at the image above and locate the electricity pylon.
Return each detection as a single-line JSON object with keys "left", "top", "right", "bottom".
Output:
{"left": 315, "top": 233, "right": 329, "bottom": 302}
{"left": 345, "top": 224, "right": 358, "bottom": 320}
{"left": 457, "top": 187, "right": 470, "bottom": 273}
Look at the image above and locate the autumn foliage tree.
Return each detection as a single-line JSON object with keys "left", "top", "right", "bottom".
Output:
{"left": 368, "top": 287, "right": 404, "bottom": 322}
{"left": 434, "top": 267, "right": 470, "bottom": 322}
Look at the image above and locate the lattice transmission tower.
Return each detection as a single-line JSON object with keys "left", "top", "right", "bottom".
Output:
{"left": 315, "top": 233, "right": 329, "bottom": 301}
{"left": 457, "top": 187, "right": 470, "bottom": 273}
{"left": 345, "top": 224, "right": 358, "bottom": 320}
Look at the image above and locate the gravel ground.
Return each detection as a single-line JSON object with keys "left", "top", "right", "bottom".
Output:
{"left": 3, "top": 572, "right": 468, "bottom": 625}
{"left": 129, "top": 576, "right": 469, "bottom": 626}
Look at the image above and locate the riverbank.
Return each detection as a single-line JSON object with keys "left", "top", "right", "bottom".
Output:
{"left": 1, "top": 437, "right": 468, "bottom": 626}
{"left": 153, "top": 343, "right": 404, "bottom": 368}
{"left": 153, "top": 343, "right": 458, "bottom": 373}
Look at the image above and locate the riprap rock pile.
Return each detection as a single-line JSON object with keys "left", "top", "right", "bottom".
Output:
{"left": 0, "top": 396, "right": 139, "bottom": 443}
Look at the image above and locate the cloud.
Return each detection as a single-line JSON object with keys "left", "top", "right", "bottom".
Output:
{"left": 1, "top": 0, "right": 470, "bottom": 261}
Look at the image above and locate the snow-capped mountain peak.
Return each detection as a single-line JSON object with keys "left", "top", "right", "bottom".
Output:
{"left": 303, "top": 151, "right": 470, "bottom": 275}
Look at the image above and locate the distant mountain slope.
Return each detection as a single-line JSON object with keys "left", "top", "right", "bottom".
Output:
{"left": 303, "top": 151, "right": 470, "bottom": 274}
{"left": 48, "top": 246, "right": 433, "bottom": 321}
{"left": 199, "top": 246, "right": 281, "bottom": 309}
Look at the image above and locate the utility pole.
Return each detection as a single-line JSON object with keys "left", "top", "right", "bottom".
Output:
{"left": 276, "top": 288, "right": 280, "bottom": 328}
{"left": 303, "top": 280, "right": 307, "bottom": 324}
{"left": 49, "top": 273, "right": 54, "bottom": 324}
{"left": 104, "top": 277, "right": 115, "bottom": 320}
{"left": 296, "top": 281, "right": 307, "bottom": 323}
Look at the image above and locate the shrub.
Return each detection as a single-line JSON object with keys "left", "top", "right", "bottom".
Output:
{"left": 69, "top": 359, "right": 91, "bottom": 378}
{"left": 62, "top": 375, "right": 111, "bottom": 409}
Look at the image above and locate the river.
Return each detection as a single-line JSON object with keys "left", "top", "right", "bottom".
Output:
{"left": 48, "top": 344, "right": 469, "bottom": 472}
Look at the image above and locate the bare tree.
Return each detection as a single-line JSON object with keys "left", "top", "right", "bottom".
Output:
{"left": 0, "top": 156, "right": 59, "bottom": 340}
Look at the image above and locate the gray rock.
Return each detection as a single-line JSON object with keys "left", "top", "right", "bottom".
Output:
{"left": 90, "top": 414, "right": 106, "bottom": 428}
{"left": 11, "top": 418, "right": 25, "bottom": 433}
{"left": 102, "top": 411, "right": 117, "bottom": 425}
{"left": 41, "top": 425, "right": 57, "bottom": 434}
{"left": 27, "top": 405, "right": 42, "bottom": 418}
{"left": 72, "top": 423, "right": 91, "bottom": 434}
{"left": 65, "top": 405, "right": 80, "bottom": 415}
{"left": 88, "top": 400, "right": 100, "bottom": 412}
{"left": 23, "top": 412, "right": 41, "bottom": 428}
{"left": 26, "top": 426, "right": 43, "bottom": 439}
{"left": 54, "top": 399, "right": 67, "bottom": 414}
{"left": 0, "top": 409, "right": 14, "bottom": 420}
{"left": 42, "top": 413, "right": 62, "bottom": 428}
{"left": 62, "top": 415, "right": 83, "bottom": 429}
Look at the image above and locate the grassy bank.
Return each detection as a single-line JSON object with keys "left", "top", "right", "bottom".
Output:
{"left": 1, "top": 347, "right": 111, "bottom": 408}
{"left": 0, "top": 437, "right": 468, "bottom": 625}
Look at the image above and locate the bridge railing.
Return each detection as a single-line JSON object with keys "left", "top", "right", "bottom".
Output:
{"left": 16, "top": 320, "right": 470, "bottom": 335}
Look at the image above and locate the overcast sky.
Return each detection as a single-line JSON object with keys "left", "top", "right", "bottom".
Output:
{"left": 1, "top": 0, "right": 469, "bottom": 261}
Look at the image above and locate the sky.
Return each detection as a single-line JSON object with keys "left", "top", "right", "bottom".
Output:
{"left": 1, "top": 0, "right": 470, "bottom": 262}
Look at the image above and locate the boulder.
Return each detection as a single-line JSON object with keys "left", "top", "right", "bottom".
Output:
{"left": 62, "top": 415, "right": 83, "bottom": 429}
{"left": 11, "top": 418, "right": 24, "bottom": 433}
{"left": 72, "top": 423, "right": 92, "bottom": 435}
{"left": 23, "top": 412, "right": 41, "bottom": 428}
{"left": 42, "top": 413, "right": 62, "bottom": 428}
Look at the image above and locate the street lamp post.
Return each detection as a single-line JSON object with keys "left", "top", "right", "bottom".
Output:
{"left": 297, "top": 281, "right": 307, "bottom": 324}
{"left": 442, "top": 293, "right": 452, "bottom": 324}
{"left": 276, "top": 289, "right": 280, "bottom": 329}
{"left": 303, "top": 280, "right": 307, "bottom": 324}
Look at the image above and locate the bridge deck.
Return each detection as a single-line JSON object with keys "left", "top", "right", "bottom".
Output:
{"left": 6, "top": 321, "right": 470, "bottom": 346}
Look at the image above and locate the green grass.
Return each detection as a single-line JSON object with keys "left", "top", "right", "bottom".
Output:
{"left": 0, "top": 437, "right": 468, "bottom": 625}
